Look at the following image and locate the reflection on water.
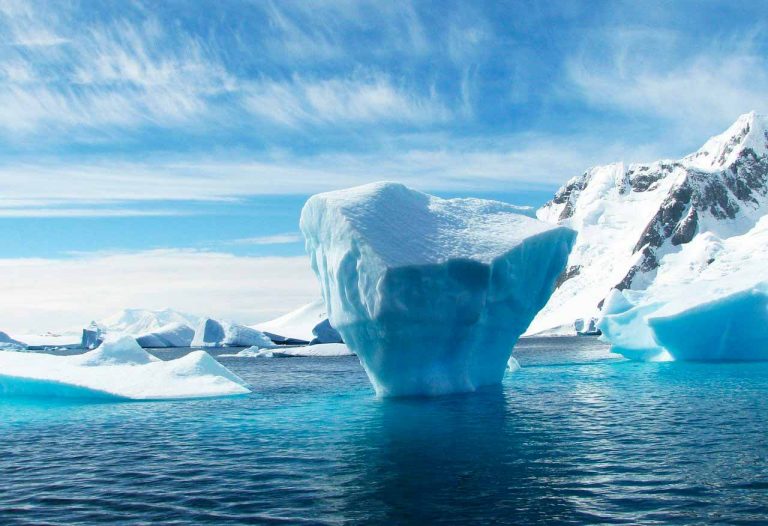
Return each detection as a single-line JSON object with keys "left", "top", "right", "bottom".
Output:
{"left": 1, "top": 337, "right": 768, "bottom": 524}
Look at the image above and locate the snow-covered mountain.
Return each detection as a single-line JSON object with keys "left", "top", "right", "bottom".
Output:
{"left": 528, "top": 111, "right": 768, "bottom": 334}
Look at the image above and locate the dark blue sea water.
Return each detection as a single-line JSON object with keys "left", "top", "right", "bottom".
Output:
{"left": 2, "top": 337, "right": 768, "bottom": 525}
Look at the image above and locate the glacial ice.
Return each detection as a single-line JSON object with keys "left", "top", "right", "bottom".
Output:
{"left": 136, "top": 322, "right": 195, "bottom": 348}
{"left": 0, "top": 335, "right": 250, "bottom": 400}
{"left": 192, "top": 318, "right": 275, "bottom": 348}
{"left": 300, "top": 182, "right": 575, "bottom": 396}
{"left": 599, "top": 217, "right": 768, "bottom": 361}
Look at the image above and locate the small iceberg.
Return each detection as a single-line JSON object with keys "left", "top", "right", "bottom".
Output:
{"left": 255, "top": 299, "right": 343, "bottom": 345}
{"left": 0, "top": 335, "right": 250, "bottom": 400}
{"left": 192, "top": 318, "right": 275, "bottom": 348}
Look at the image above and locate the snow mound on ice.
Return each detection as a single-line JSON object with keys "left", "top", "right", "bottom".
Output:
{"left": 0, "top": 335, "right": 250, "bottom": 400}
{"left": 301, "top": 182, "right": 575, "bottom": 396}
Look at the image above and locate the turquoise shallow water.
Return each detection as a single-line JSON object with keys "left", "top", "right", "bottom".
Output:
{"left": 2, "top": 337, "right": 768, "bottom": 525}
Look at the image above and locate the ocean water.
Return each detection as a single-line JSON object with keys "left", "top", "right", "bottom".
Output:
{"left": 2, "top": 337, "right": 768, "bottom": 525}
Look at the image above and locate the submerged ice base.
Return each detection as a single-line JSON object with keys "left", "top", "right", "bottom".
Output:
{"left": 0, "top": 335, "right": 250, "bottom": 400}
{"left": 300, "top": 182, "right": 575, "bottom": 397}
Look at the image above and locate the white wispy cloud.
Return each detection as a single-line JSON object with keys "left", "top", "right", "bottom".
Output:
{"left": 227, "top": 233, "right": 303, "bottom": 245}
{"left": 0, "top": 133, "right": 669, "bottom": 203}
{"left": 243, "top": 73, "right": 450, "bottom": 127}
{"left": 566, "top": 28, "right": 768, "bottom": 134}
{"left": 0, "top": 249, "right": 319, "bottom": 333}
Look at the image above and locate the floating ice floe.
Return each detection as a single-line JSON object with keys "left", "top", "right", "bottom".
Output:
{"left": 599, "top": 217, "right": 768, "bottom": 361}
{"left": 192, "top": 318, "right": 275, "bottom": 348}
{"left": 0, "top": 335, "right": 250, "bottom": 400}
{"left": 301, "top": 182, "right": 575, "bottom": 396}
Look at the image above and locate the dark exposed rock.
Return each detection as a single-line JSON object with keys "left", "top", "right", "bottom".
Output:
{"left": 554, "top": 265, "right": 582, "bottom": 289}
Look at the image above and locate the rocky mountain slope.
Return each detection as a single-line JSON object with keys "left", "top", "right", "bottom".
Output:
{"left": 528, "top": 111, "right": 768, "bottom": 335}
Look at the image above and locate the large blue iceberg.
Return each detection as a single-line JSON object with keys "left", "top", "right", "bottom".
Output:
{"left": 300, "top": 182, "right": 576, "bottom": 396}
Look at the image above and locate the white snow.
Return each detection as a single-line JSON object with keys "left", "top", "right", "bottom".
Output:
{"left": 0, "top": 335, "right": 250, "bottom": 400}
{"left": 301, "top": 182, "right": 575, "bottom": 397}
{"left": 599, "top": 216, "right": 768, "bottom": 361}
{"left": 192, "top": 318, "right": 275, "bottom": 348}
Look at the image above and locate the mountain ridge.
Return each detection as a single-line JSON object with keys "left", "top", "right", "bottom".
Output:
{"left": 528, "top": 112, "right": 768, "bottom": 334}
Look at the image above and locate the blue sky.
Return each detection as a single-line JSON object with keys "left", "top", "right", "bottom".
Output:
{"left": 1, "top": 0, "right": 767, "bottom": 330}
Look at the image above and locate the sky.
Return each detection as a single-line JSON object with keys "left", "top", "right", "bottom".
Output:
{"left": 1, "top": 0, "right": 767, "bottom": 332}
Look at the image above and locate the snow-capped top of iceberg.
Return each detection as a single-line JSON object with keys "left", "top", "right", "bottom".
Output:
{"left": 98, "top": 308, "right": 200, "bottom": 336}
{"left": 530, "top": 111, "right": 768, "bottom": 335}
{"left": 684, "top": 111, "right": 768, "bottom": 171}
{"left": 0, "top": 337, "right": 250, "bottom": 400}
{"left": 192, "top": 318, "right": 274, "bottom": 348}
{"left": 303, "top": 182, "right": 559, "bottom": 268}
{"left": 301, "top": 182, "right": 575, "bottom": 396}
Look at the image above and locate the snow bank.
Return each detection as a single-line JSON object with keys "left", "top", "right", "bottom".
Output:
{"left": 0, "top": 335, "right": 250, "bottom": 400}
{"left": 192, "top": 318, "right": 275, "bottom": 348}
{"left": 136, "top": 322, "right": 195, "bottom": 348}
{"left": 301, "top": 182, "right": 575, "bottom": 396}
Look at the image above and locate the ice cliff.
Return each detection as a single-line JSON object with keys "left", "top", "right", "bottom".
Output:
{"left": 300, "top": 182, "right": 575, "bottom": 396}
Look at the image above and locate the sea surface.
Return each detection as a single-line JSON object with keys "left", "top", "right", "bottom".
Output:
{"left": 2, "top": 337, "right": 768, "bottom": 525}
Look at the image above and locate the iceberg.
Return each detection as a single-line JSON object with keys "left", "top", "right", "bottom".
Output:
{"left": 192, "top": 318, "right": 275, "bottom": 348}
{"left": 0, "top": 335, "right": 250, "bottom": 400}
{"left": 599, "top": 217, "right": 768, "bottom": 361}
{"left": 255, "top": 299, "right": 342, "bottom": 344}
{"left": 136, "top": 322, "right": 195, "bottom": 348}
{"left": 300, "top": 182, "right": 575, "bottom": 396}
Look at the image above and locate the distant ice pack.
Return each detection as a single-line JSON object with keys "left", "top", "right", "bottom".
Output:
{"left": 301, "top": 182, "right": 575, "bottom": 396}
{"left": 0, "top": 335, "right": 250, "bottom": 400}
